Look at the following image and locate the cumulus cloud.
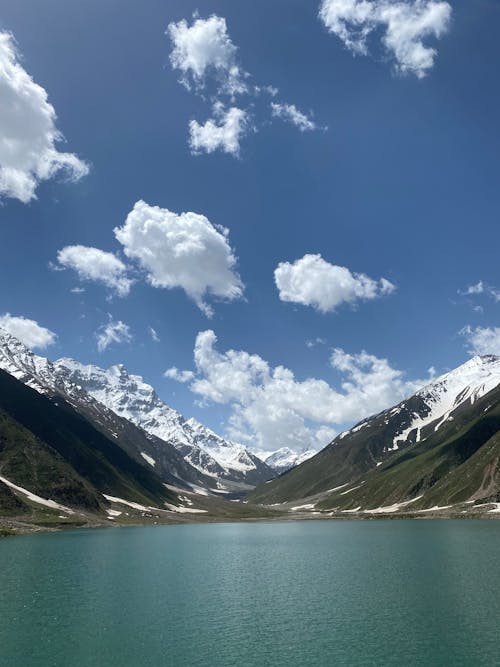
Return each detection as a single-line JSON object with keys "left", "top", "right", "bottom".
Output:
{"left": 0, "top": 313, "right": 56, "bottom": 349}
{"left": 189, "top": 105, "right": 248, "bottom": 156}
{"left": 319, "top": 0, "right": 452, "bottom": 78}
{"left": 164, "top": 367, "right": 195, "bottom": 383}
{"left": 270, "top": 103, "right": 317, "bottom": 132}
{"left": 461, "top": 326, "right": 500, "bottom": 357}
{"left": 167, "top": 14, "right": 323, "bottom": 155}
{"left": 114, "top": 200, "right": 244, "bottom": 317}
{"left": 0, "top": 31, "right": 88, "bottom": 203}
{"left": 168, "top": 14, "right": 248, "bottom": 96}
{"left": 168, "top": 329, "right": 431, "bottom": 452}
{"left": 96, "top": 319, "right": 132, "bottom": 353}
{"left": 56, "top": 245, "right": 133, "bottom": 297}
{"left": 274, "top": 254, "right": 395, "bottom": 313}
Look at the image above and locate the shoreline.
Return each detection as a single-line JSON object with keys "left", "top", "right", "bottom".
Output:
{"left": 2, "top": 504, "right": 500, "bottom": 538}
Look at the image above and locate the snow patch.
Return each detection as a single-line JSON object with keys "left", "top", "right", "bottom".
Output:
{"left": 0, "top": 475, "right": 75, "bottom": 514}
{"left": 140, "top": 452, "right": 156, "bottom": 467}
{"left": 417, "top": 505, "right": 453, "bottom": 512}
{"left": 340, "top": 483, "right": 364, "bottom": 495}
{"left": 363, "top": 495, "right": 423, "bottom": 514}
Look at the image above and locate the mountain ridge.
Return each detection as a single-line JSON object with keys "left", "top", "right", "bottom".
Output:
{"left": 249, "top": 354, "right": 500, "bottom": 505}
{"left": 0, "top": 329, "right": 274, "bottom": 491}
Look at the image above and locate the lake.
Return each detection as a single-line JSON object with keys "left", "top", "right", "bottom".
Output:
{"left": 1, "top": 520, "right": 499, "bottom": 666}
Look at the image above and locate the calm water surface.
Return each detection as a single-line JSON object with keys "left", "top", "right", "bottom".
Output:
{"left": 1, "top": 520, "right": 500, "bottom": 667}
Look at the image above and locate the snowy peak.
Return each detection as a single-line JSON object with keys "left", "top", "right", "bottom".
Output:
{"left": 0, "top": 329, "right": 55, "bottom": 394}
{"left": 0, "top": 329, "right": 273, "bottom": 488}
{"left": 391, "top": 355, "right": 500, "bottom": 449}
{"left": 328, "top": 355, "right": 500, "bottom": 457}
{"left": 264, "top": 447, "right": 317, "bottom": 474}
{"left": 52, "top": 358, "right": 261, "bottom": 479}
{"left": 417, "top": 355, "right": 500, "bottom": 407}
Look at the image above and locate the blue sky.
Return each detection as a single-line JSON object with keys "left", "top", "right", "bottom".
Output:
{"left": 0, "top": 0, "right": 499, "bottom": 453}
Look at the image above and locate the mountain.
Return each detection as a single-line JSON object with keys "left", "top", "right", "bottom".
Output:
{"left": 316, "top": 382, "right": 500, "bottom": 514}
{"left": 0, "top": 366, "right": 282, "bottom": 532}
{"left": 263, "top": 447, "right": 317, "bottom": 475}
{"left": 249, "top": 355, "right": 500, "bottom": 509}
{"left": 0, "top": 330, "right": 220, "bottom": 493}
{"left": 0, "top": 368, "right": 178, "bottom": 511}
{"left": 52, "top": 359, "right": 273, "bottom": 489}
{"left": 0, "top": 329, "right": 274, "bottom": 491}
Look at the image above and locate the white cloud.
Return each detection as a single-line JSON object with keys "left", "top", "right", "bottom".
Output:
{"left": 461, "top": 281, "right": 500, "bottom": 303}
{"left": 319, "top": 0, "right": 452, "bottom": 78}
{"left": 149, "top": 327, "right": 160, "bottom": 343}
{"left": 0, "top": 313, "right": 56, "bottom": 349}
{"left": 461, "top": 326, "right": 500, "bottom": 357}
{"left": 274, "top": 254, "right": 395, "bottom": 313}
{"left": 464, "top": 281, "right": 484, "bottom": 296}
{"left": 56, "top": 245, "right": 132, "bottom": 297}
{"left": 329, "top": 347, "right": 426, "bottom": 411}
{"left": 189, "top": 105, "right": 248, "bottom": 156}
{"left": 164, "top": 367, "right": 195, "bottom": 383}
{"left": 114, "top": 200, "right": 244, "bottom": 316}
{"left": 167, "top": 15, "right": 247, "bottom": 96}
{"left": 313, "top": 425, "right": 338, "bottom": 447}
{"left": 306, "top": 337, "right": 327, "bottom": 348}
{"left": 96, "top": 319, "right": 132, "bottom": 353}
{"left": 271, "top": 103, "right": 317, "bottom": 132}
{"left": 169, "top": 329, "right": 431, "bottom": 452}
{"left": 0, "top": 31, "right": 88, "bottom": 203}
{"left": 167, "top": 14, "right": 323, "bottom": 155}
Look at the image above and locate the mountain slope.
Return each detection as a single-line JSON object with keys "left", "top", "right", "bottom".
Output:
{"left": 317, "top": 383, "right": 500, "bottom": 512}
{"left": 0, "top": 329, "right": 273, "bottom": 490}
{"left": 0, "top": 369, "right": 177, "bottom": 508}
{"left": 249, "top": 355, "right": 500, "bottom": 505}
{"left": 52, "top": 358, "right": 273, "bottom": 488}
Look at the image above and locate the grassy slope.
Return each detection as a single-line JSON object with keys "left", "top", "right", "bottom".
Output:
{"left": 318, "top": 387, "right": 500, "bottom": 510}
{"left": 248, "top": 394, "right": 434, "bottom": 504}
{"left": 0, "top": 409, "right": 104, "bottom": 510}
{"left": 249, "top": 384, "right": 500, "bottom": 510}
{"left": 248, "top": 414, "right": 395, "bottom": 504}
{"left": 0, "top": 370, "right": 177, "bottom": 507}
{"left": 0, "top": 479, "right": 29, "bottom": 515}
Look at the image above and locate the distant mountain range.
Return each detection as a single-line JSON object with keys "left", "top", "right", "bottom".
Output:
{"left": 1, "top": 326, "right": 499, "bottom": 526}
{"left": 249, "top": 355, "right": 500, "bottom": 513}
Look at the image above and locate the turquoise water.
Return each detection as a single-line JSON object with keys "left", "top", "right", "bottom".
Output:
{"left": 1, "top": 520, "right": 500, "bottom": 666}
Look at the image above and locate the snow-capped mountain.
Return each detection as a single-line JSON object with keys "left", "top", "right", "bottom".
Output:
{"left": 0, "top": 329, "right": 274, "bottom": 489}
{"left": 250, "top": 354, "right": 500, "bottom": 504}
{"left": 52, "top": 358, "right": 272, "bottom": 487}
{"left": 387, "top": 354, "right": 500, "bottom": 450}
{"left": 333, "top": 355, "right": 500, "bottom": 453}
{"left": 263, "top": 447, "right": 317, "bottom": 475}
